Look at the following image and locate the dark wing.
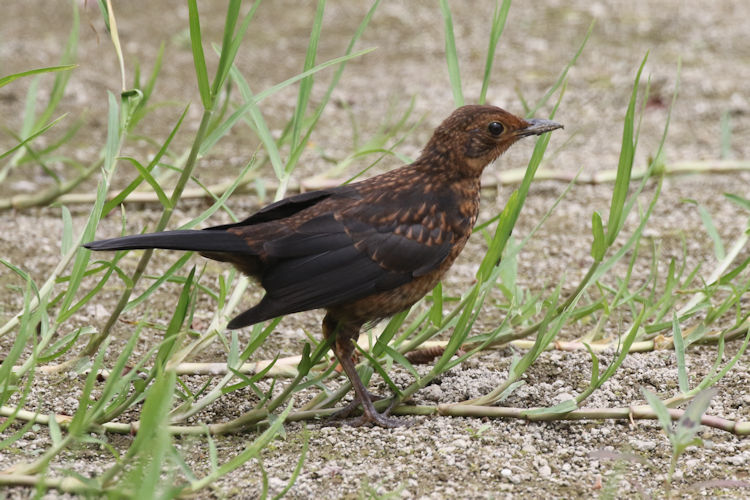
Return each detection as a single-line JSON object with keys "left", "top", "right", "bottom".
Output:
{"left": 199, "top": 188, "right": 349, "bottom": 271}
{"left": 205, "top": 189, "right": 339, "bottom": 231}
{"left": 344, "top": 217, "right": 453, "bottom": 277}
{"left": 227, "top": 210, "right": 454, "bottom": 328}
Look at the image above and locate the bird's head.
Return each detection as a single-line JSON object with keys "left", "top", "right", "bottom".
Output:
{"left": 419, "top": 104, "right": 562, "bottom": 178}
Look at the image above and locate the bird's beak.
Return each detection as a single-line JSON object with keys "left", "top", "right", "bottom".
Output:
{"left": 516, "top": 118, "right": 563, "bottom": 137}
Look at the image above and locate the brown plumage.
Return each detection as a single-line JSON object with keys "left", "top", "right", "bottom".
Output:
{"left": 85, "top": 105, "right": 562, "bottom": 427}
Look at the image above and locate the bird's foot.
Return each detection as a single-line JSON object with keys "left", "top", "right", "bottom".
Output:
{"left": 329, "top": 390, "right": 386, "bottom": 420}
{"left": 326, "top": 393, "right": 409, "bottom": 428}
{"left": 345, "top": 408, "right": 410, "bottom": 428}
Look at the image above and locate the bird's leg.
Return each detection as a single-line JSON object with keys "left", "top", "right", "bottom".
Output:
{"left": 327, "top": 343, "right": 387, "bottom": 419}
{"left": 323, "top": 314, "right": 405, "bottom": 428}
{"left": 333, "top": 335, "right": 404, "bottom": 428}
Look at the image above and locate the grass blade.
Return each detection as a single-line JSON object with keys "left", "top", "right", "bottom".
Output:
{"left": 607, "top": 52, "right": 648, "bottom": 245}
{"left": 60, "top": 206, "right": 73, "bottom": 256}
{"left": 689, "top": 200, "right": 726, "bottom": 261}
{"left": 187, "top": 0, "right": 211, "bottom": 108}
{"left": 439, "top": 0, "right": 464, "bottom": 106}
{"left": 0, "top": 113, "right": 68, "bottom": 164}
{"left": 103, "top": 105, "right": 188, "bottom": 216}
{"left": 672, "top": 313, "right": 689, "bottom": 393}
{"left": 155, "top": 267, "right": 195, "bottom": 369}
{"left": 289, "top": 0, "right": 326, "bottom": 153}
{"left": 591, "top": 211, "right": 606, "bottom": 261}
{"left": 211, "top": 0, "right": 241, "bottom": 93}
{"left": 641, "top": 388, "right": 673, "bottom": 434}
{"left": 36, "top": 2, "right": 78, "bottom": 129}
{"left": 479, "top": 0, "right": 511, "bottom": 104}
{"left": 212, "top": 0, "right": 261, "bottom": 96}
{"left": 58, "top": 92, "right": 121, "bottom": 319}
{"left": 0, "top": 65, "right": 77, "bottom": 88}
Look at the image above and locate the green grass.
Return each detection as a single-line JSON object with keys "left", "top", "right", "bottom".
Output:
{"left": 1, "top": 0, "right": 749, "bottom": 497}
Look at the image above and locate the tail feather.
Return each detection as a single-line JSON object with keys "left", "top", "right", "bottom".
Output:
{"left": 227, "top": 296, "right": 290, "bottom": 329}
{"left": 84, "top": 230, "right": 253, "bottom": 254}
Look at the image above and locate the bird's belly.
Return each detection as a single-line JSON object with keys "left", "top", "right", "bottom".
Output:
{"left": 327, "top": 248, "right": 462, "bottom": 323}
{"left": 329, "top": 272, "right": 444, "bottom": 322}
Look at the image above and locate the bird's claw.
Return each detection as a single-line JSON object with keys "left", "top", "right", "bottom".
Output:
{"left": 345, "top": 411, "right": 409, "bottom": 428}
{"left": 327, "top": 406, "right": 409, "bottom": 428}
{"left": 325, "top": 392, "right": 409, "bottom": 428}
{"left": 329, "top": 390, "right": 386, "bottom": 420}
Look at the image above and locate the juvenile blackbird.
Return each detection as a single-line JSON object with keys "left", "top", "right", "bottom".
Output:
{"left": 85, "top": 105, "right": 562, "bottom": 427}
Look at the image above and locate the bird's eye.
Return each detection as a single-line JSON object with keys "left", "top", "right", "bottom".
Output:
{"left": 488, "top": 121, "right": 504, "bottom": 136}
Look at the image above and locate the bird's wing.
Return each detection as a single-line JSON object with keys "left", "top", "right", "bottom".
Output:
{"left": 205, "top": 189, "right": 337, "bottom": 231}
{"left": 248, "top": 209, "right": 454, "bottom": 319}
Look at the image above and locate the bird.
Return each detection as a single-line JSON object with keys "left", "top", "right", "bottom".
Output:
{"left": 85, "top": 104, "right": 562, "bottom": 427}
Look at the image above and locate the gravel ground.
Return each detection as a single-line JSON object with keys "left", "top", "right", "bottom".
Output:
{"left": 1, "top": 1, "right": 749, "bottom": 498}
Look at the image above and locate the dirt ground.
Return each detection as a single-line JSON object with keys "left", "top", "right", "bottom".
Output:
{"left": 1, "top": 0, "right": 749, "bottom": 498}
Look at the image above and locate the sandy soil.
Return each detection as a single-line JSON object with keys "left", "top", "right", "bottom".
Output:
{"left": 1, "top": 1, "right": 749, "bottom": 498}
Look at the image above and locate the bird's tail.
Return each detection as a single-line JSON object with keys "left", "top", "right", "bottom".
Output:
{"left": 84, "top": 229, "right": 253, "bottom": 254}
{"left": 226, "top": 296, "right": 291, "bottom": 329}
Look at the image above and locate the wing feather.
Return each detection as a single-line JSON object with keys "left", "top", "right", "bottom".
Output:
{"left": 252, "top": 211, "right": 454, "bottom": 318}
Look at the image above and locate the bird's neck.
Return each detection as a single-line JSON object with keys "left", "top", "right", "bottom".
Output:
{"left": 403, "top": 162, "right": 481, "bottom": 232}
{"left": 453, "top": 175, "right": 481, "bottom": 231}
{"left": 413, "top": 143, "right": 494, "bottom": 181}
{"left": 409, "top": 156, "right": 483, "bottom": 191}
